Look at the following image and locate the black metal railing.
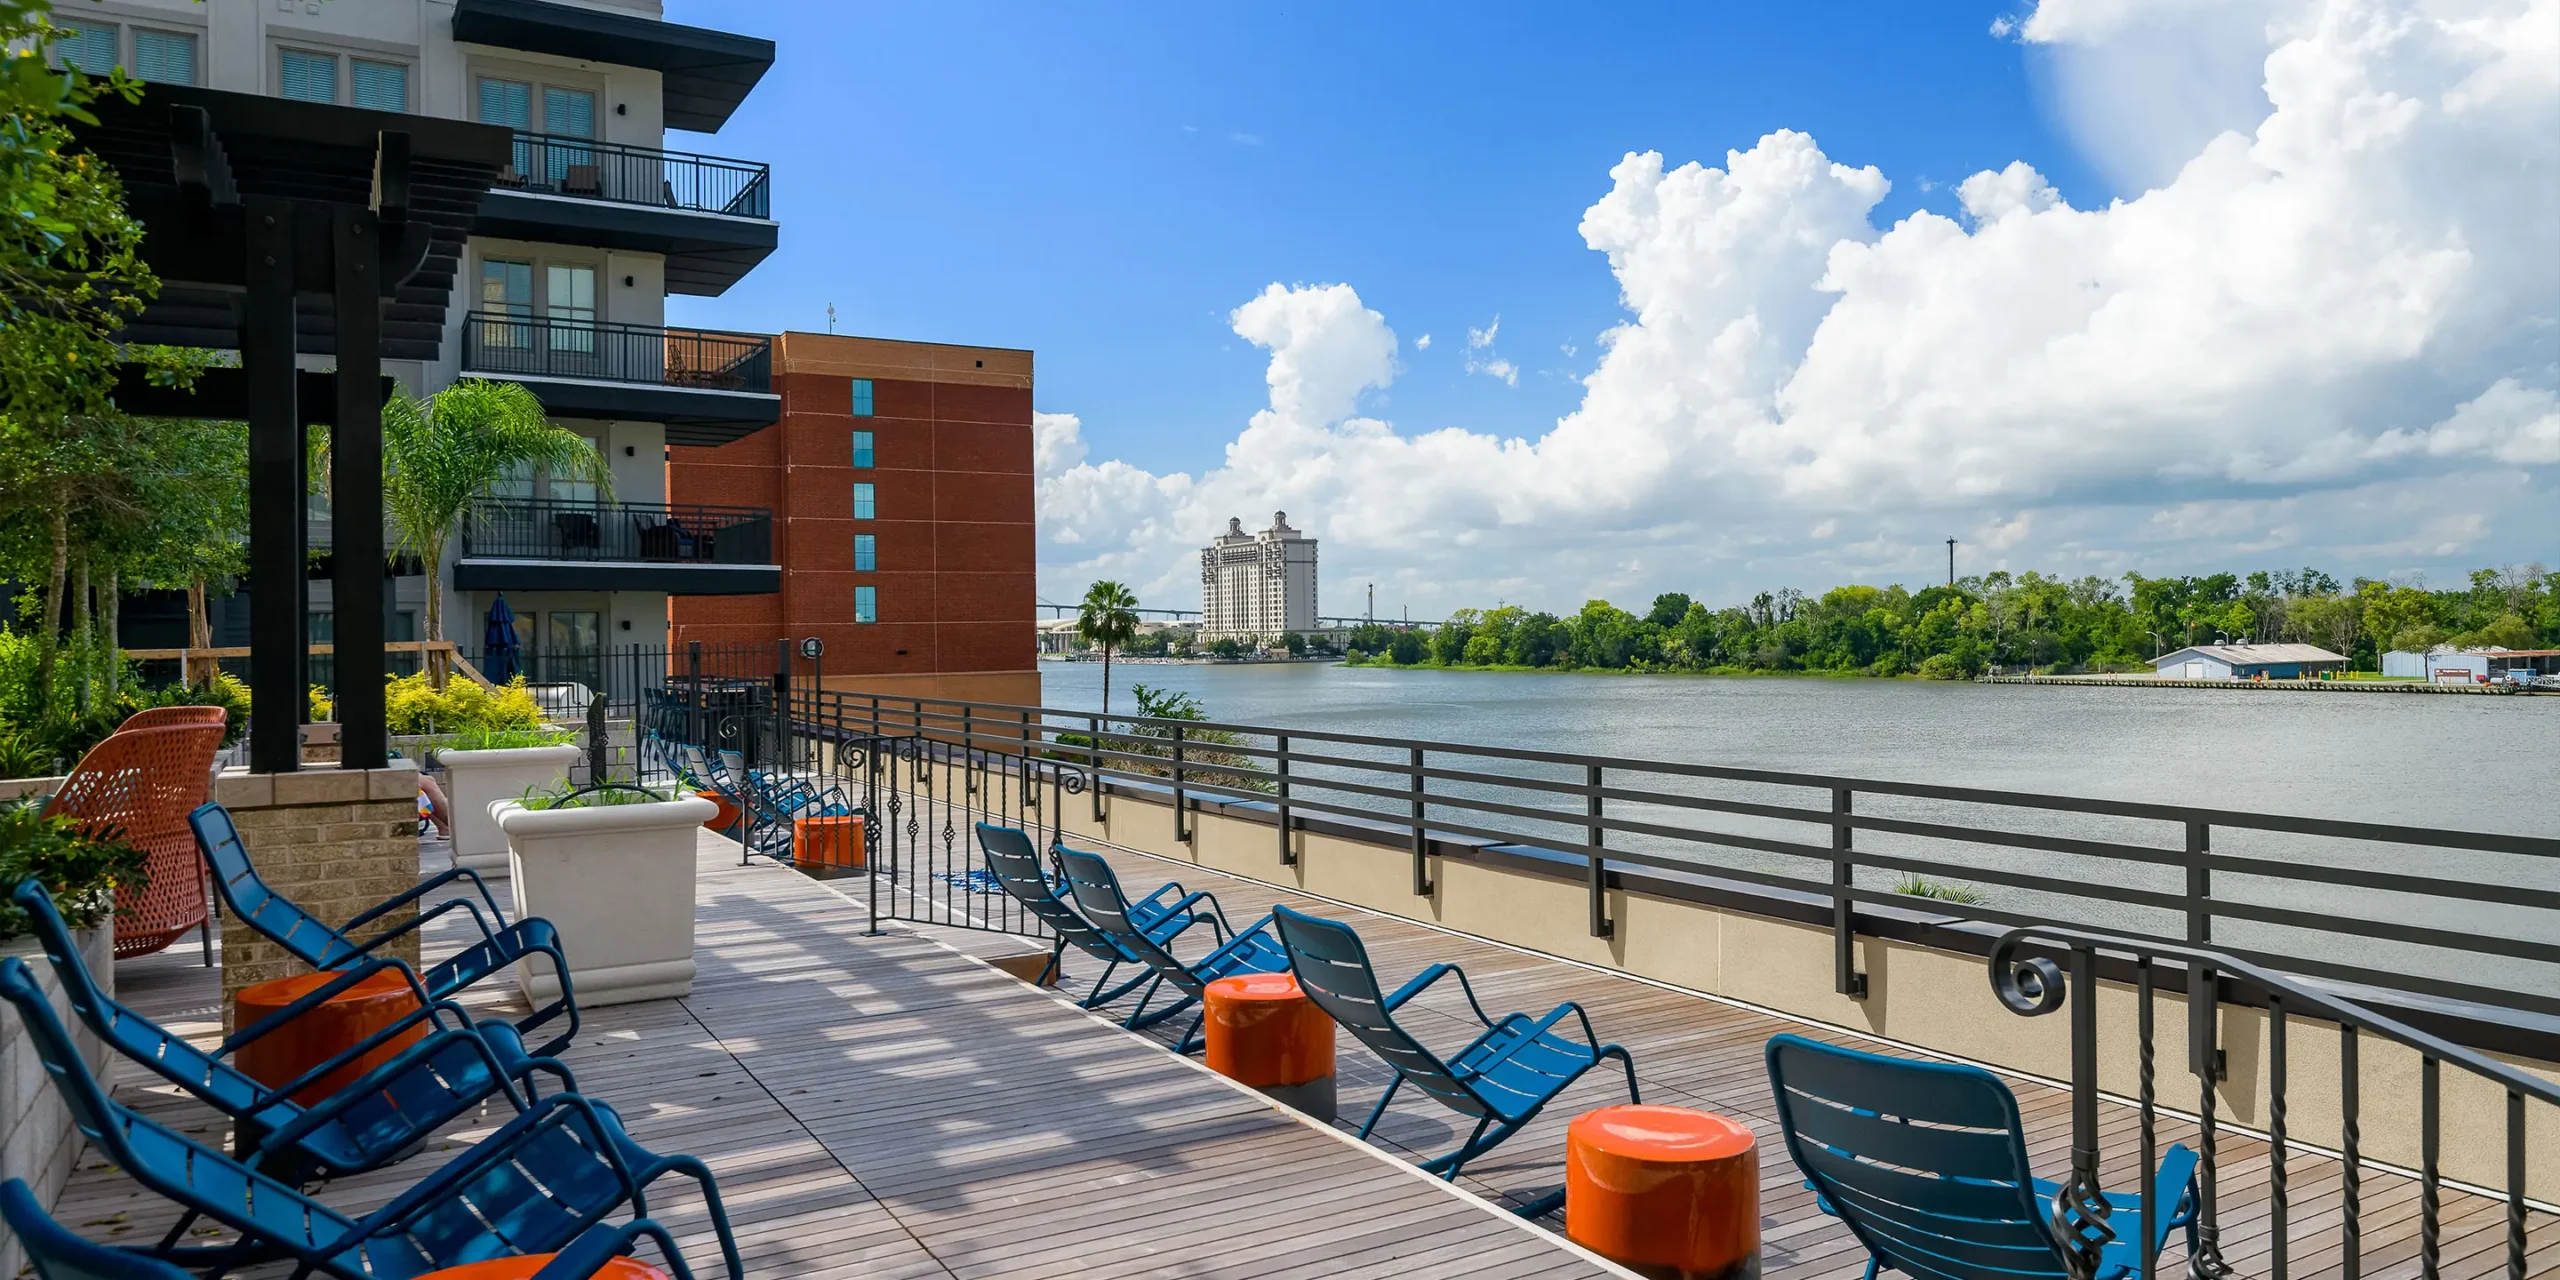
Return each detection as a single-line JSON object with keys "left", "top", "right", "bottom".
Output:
{"left": 1992, "top": 925, "right": 2555, "bottom": 1280}
{"left": 800, "top": 692, "right": 2560, "bottom": 1022}
{"left": 461, "top": 312, "right": 773, "bottom": 394}
{"left": 500, "top": 130, "right": 771, "bottom": 219}
{"left": 459, "top": 498, "right": 773, "bottom": 566}
{"left": 418, "top": 643, "right": 2560, "bottom": 1025}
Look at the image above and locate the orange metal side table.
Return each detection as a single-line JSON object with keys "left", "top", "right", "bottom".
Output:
{"left": 1565, "top": 1104, "right": 1759, "bottom": 1279}
{"left": 415, "top": 1254, "right": 670, "bottom": 1280}
{"left": 1203, "top": 972, "right": 1336, "bottom": 1121}
{"left": 230, "top": 970, "right": 427, "bottom": 1107}
{"left": 793, "top": 813, "right": 865, "bottom": 878}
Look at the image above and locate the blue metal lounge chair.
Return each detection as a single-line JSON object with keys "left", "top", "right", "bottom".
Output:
{"left": 1270, "top": 903, "right": 1639, "bottom": 1216}
{"left": 2, "top": 1176, "right": 195, "bottom": 1280}
{"left": 0, "top": 958, "right": 741, "bottom": 1280}
{"left": 10, "top": 880, "right": 572, "bottom": 1183}
{"left": 1765, "top": 1033, "right": 2199, "bottom": 1280}
{"left": 724, "top": 754, "right": 856, "bottom": 862}
{"left": 1053, "top": 842, "right": 1290, "bottom": 1050}
{"left": 973, "top": 822, "right": 1206, "bottom": 1009}
{"left": 190, "top": 802, "right": 581, "bottom": 1058}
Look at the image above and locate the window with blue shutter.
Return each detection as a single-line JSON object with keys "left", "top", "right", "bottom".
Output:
{"left": 850, "top": 378, "right": 875, "bottom": 416}
{"left": 279, "top": 49, "right": 336, "bottom": 103}
{"left": 855, "top": 587, "right": 878, "bottom": 625}
{"left": 854, "top": 534, "right": 876, "bottom": 572}
{"left": 56, "top": 23, "right": 118, "bottom": 75}
{"left": 852, "top": 483, "right": 876, "bottom": 521}
{"left": 352, "top": 59, "right": 406, "bottom": 111}
{"left": 132, "top": 30, "right": 196, "bottom": 85}
{"left": 851, "top": 430, "right": 874, "bottom": 468}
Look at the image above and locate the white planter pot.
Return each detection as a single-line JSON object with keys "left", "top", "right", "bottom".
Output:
{"left": 495, "top": 793, "right": 716, "bottom": 1008}
{"left": 440, "top": 745, "right": 581, "bottom": 877}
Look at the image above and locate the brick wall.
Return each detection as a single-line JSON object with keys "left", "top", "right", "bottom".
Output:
{"left": 211, "top": 763, "right": 424, "bottom": 1026}
{"left": 670, "top": 331, "right": 1036, "bottom": 681}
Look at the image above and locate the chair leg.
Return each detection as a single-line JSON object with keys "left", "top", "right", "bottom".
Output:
{"left": 1357, "top": 1075, "right": 1404, "bottom": 1140}
{"left": 199, "top": 914, "right": 213, "bottom": 967}
{"left": 1420, "top": 1115, "right": 1503, "bottom": 1178}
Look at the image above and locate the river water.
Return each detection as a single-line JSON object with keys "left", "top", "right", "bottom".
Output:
{"left": 1035, "top": 660, "right": 2560, "bottom": 1005}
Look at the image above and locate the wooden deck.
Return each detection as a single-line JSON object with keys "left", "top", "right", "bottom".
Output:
{"left": 54, "top": 830, "right": 2555, "bottom": 1279}
{"left": 61, "top": 832, "right": 1627, "bottom": 1280}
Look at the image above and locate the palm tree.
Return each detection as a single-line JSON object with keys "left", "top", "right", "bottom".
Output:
{"left": 379, "top": 380, "right": 613, "bottom": 679}
{"left": 1076, "top": 580, "right": 1141, "bottom": 719}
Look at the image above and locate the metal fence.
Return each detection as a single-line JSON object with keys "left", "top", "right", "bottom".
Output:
{"left": 459, "top": 499, "right": 773, "bottom": 566}
{"left": 461, "top": 313, "right": 774, "bottom": 394}
{"left": 502, "top": 130, "right": 771, "bottom": 218}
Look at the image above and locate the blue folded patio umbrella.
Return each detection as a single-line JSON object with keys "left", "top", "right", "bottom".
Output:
{"left": 484, "top": 593, "right": 522, "bottom": 683}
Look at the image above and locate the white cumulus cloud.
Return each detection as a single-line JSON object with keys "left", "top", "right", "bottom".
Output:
{"left": 1037, "top": 0, "right": 2558, "bottom": 614}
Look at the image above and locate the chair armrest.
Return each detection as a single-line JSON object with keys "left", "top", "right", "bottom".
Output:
{"left": 1386, "top": 963, "right": 1497, "bottom": 1027}
{"left": 1198, "top": 912, "right": 1280, "bottom": 966}
{"left": 345, "top": 895, "right": 495, "bottom": 958}
{"left": 1157, "top": 890, "right": 1233, "bottom": 942}
{"left": 534, "top": 1220, "right": 700, "bottom": 1280}
{"left": 364, "top": 1094, "right": 646, "bottom": 1235}
{"left": 348, "top": 866, "right": 509, "bottom": 931}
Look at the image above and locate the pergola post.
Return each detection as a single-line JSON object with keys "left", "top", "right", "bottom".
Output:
{"left": 332, "top": 206, "right": 388, "bottom": 770}
{"left": 243, "top": 197, "right": 305, "bottom": 775}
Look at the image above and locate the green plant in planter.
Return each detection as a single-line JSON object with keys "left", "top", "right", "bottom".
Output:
{"left": 443, "top": 725, "right": 578, "bottom": 753}
{"left": 0, "top": 797, "right": 149, "bottom": 944}
{"left": 515, "top": 781, "right": 669, "bottom": 811}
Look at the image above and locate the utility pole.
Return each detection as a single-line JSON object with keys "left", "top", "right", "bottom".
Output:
{"left": 1367, "top": 583, "right": 1374, "bottom": 621}
{"left": 1946, "top": 538, "right": 1958, "bottom": 587}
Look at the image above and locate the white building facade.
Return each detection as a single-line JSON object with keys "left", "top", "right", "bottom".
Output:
{"left": 1200, "top": 513, "right": 1318, "bottom": 641}
{"left": 64, "top": 0, "right": 782, "bottom": 683}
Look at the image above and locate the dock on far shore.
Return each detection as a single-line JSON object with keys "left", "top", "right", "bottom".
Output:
{"left": 1980, "top": 673, "right": 2547, "bottom": 693}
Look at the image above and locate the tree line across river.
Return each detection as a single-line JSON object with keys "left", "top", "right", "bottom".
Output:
{"left": 1330, "top": 566, "right": 2558, "bottom": 678}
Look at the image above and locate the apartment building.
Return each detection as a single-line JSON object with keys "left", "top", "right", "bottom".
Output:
{"left": 71, "top": 0, "right": 782, "bottom": 685}
{"left": 668, "top": 333, "right": 1041, "bottom": 708}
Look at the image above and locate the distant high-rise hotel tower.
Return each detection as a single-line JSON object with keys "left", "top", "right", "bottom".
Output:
{"left": 1201, "top": 513, "right": 1318, "bottom": 640}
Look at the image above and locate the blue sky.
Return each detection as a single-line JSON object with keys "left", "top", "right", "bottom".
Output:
{"left": 663, "top": 0, "right": 2555, "bottom": 615}
{"left": 667, "top": 2, "right": 2102, "bottom": 477}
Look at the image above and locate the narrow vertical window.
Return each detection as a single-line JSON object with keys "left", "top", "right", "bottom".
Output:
{"left": 850, "top": 378, "right": 874, "bottom": 416}
{"left": 855, "top": 586, "right": 877, "bottom": 624}
{"left": 853, "top": 534, "right": 876, "bottom": 572}
{"left": 280, "top": 49, "right": 336, "bottom": 103}
{"left": 851, "top": 430, "right": 874, "bottom": 468}
{"left": 351, "top": 58, "right": 407, "bottom": 111}
{"left": 852, "top": 482, "right": 875, "bottom": 520}
{"left": 133, "top": 30, "right": 197, "bottom": 85}
{"left": 478, "top": 77, "right": 533, "bottom": 179}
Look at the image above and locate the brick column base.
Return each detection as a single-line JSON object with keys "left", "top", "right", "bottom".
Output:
{"left": 212, "top": 761, "right": 424, "bottom": 1029}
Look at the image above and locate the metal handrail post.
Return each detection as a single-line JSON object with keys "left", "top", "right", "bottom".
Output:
{"left": 1833, "top": 786, "right": 1866, "bottom": 997}
{"left": 1588, "top": 763, "right": 1612, "bottom": 938}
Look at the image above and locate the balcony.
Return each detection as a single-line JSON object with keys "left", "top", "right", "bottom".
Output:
{"left": 473, "top": 131, "right": 778, "bottom": 296}
{"left": 458, "top": 311, "right": 778, "bottom": 443}
{"left": 453, "top": 498, "right": 779, "bottom": 594}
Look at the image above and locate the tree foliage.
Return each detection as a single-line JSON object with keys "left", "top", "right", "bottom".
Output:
{"left": 1075, "top": 579, "right": 1140, "bottom": 717}
{"left": 1355, "top": 565, "right": 2558, "bottom": 677}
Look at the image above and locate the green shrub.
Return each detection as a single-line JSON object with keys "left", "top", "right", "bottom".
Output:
{"left": 0, "top": 797, "right": 150, "bottom": 944}
{"left": 384, "top": 672, "right": 546, "bottom": 735}
{"left": 442, "top": 725, "right": 578, "bottom": 752}
{"left": 1917, "top": 653, "right": 1967, "bottom": 681}
{"left": 516, "top": 781, "right": 667, "bottom": 810}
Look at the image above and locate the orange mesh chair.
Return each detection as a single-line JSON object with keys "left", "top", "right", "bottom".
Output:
{"left": 44, "top": 723, "right": 227, "bottom": 962}
{"left": 116, "top": 705, "right": 231, "bottom": 732}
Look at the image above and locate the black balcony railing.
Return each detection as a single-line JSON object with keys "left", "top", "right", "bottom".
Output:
{"left": 461, "top": 312, "right": 773, "bottom": 394}
{"left": 460, "top": 499, "right": 774, "bottom": 565}
{"left": 500, "top": 130, "right": 771, "bottom": 219}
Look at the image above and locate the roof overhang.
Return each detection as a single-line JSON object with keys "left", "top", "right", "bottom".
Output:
{"left": 474, "top": 188, "right": 777, "bottom": 295}
{"left": 451, "top": 0, "right": 774, "bottom": 133}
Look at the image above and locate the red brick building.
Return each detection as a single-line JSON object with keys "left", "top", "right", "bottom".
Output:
{"left": 668, "top": 332, "right": 1039, "bottom": 707}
